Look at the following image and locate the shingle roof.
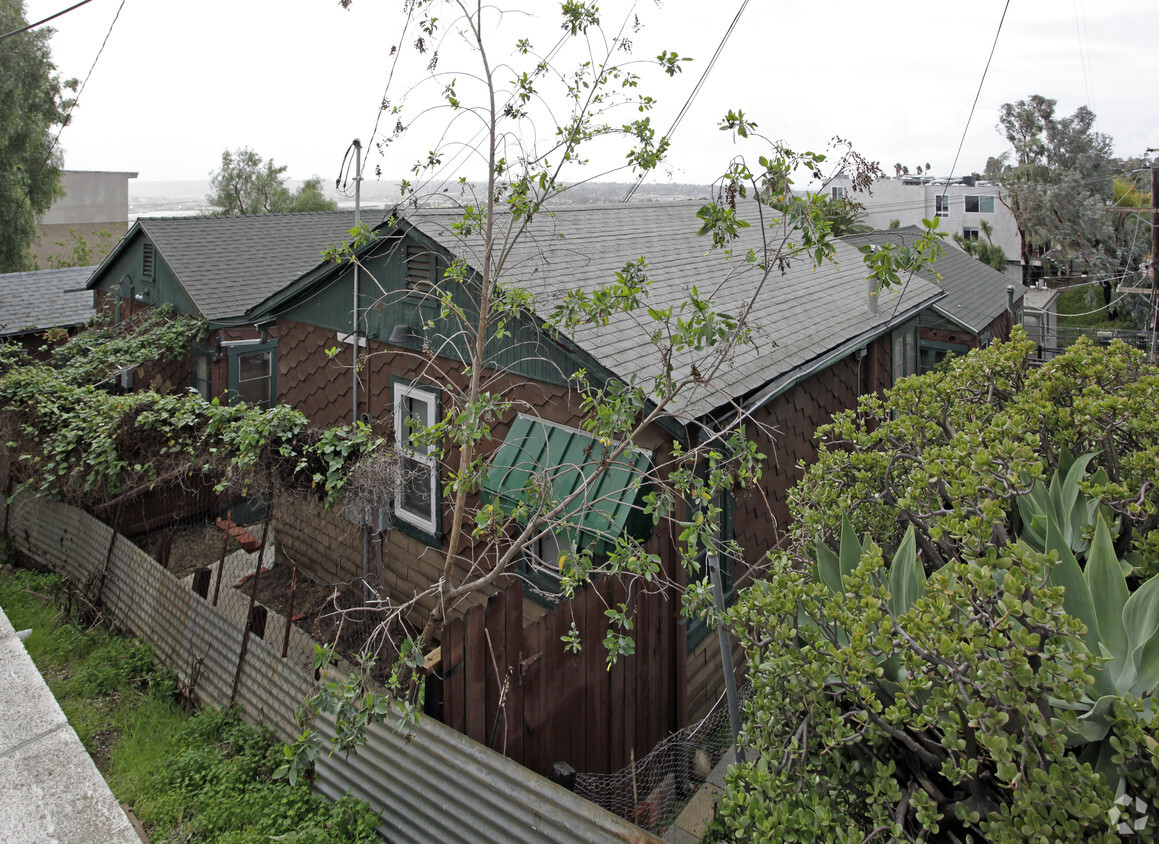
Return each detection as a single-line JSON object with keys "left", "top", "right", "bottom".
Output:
{"left": 0, "top": 266, "right": 96, "bottom": 336}
{"left": 395, "top": 201, "right": 945, "bottom": 419}
{"left": 96, "top": 211, "right": 378, "bottom": 322}
{"left": 841, "top": 227, "right": 1026, "bottom": 334}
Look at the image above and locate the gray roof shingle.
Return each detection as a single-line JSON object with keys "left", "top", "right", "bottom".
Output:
{"left": 842, "top": 227, "right": 1026, "bottom": 334}
{"left": 0, "top": 266, "right": 96, "bottom": 336}
{"left": 109, "top": 211, "right": 384, "bottom": 322}
{"left": 395, "top": 201, "right": 945, "bottom": 419}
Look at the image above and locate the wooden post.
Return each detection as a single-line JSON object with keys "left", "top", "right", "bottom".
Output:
{"left": 230, "top": 503, "right": 273, "bottom": 705}
{"left": 281, "top": 564, "right": 298, "bottom": 659}
{"left": 211, "top": 510, "right": 231, "bottom": 607}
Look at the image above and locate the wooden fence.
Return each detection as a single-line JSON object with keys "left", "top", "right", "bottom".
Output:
{"left": 438, "top": 565, "right": 683, "bottom": 778}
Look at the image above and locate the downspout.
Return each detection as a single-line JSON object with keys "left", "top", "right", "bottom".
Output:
{"left": 693, "top": 420, "right": 746, "bottom": 765}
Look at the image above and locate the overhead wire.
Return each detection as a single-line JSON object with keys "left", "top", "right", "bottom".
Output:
{"left": 0, "top": 0, "right": 95, "bottom": 42}
{"left": 623, "top": 0, "right": 749, "bottom": 203}
{"left": 893, "top": 0, "right": 1010, "bottom": 321}
{"left": 1072, "top": 0, "right": 1095, "bottom": 111}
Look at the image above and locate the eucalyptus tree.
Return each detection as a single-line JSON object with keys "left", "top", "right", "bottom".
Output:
{"left": 986, "top": 95, "right": 1149, "bottom": 325}
{"left": 0, "top": 0, "right": 76, "bottom": 272}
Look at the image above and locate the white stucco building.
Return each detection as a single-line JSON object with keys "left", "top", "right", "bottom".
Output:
{"left": 826, "top": 175, "right": 1022, "bottom": 283}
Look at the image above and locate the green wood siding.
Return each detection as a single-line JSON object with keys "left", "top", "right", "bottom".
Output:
{"left": 276, "top": 232, "right": 586, "bottom": 388}
{"left": 91, "top": 232, "right": 199, "bottom": 316}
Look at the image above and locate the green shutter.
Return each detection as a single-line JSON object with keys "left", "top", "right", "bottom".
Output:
{"left": 482, "top": 416, "right": 652, "bottom": 553}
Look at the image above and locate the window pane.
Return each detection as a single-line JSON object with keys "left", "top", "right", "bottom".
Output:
{"left": 400, "top": 455, "right": 432, "bottom": 519}
{"left": 239, "top": 351, "right": 270, "bottom": 382}
{"left": 965, "top": 195, "right": 979, "bottom": 212}
{"left": 195, "top": 355, "right": 212, "bottom": 400}
{"left": 237, "top": 351, "right": 271, "bottom": 406}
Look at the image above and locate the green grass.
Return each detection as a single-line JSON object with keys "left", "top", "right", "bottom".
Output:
{"left": 0, "top": 562, "right": 380, "bottom": 842}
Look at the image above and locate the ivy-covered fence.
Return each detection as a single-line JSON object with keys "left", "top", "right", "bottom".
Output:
{"left": 1, "top": 486, "right": 659, "bottom": 844}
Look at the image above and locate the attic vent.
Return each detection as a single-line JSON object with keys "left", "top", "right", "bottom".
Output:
{"left": 142, "top": 243, "right": 155, "bottom": 281}
{"left": 405, "top": 244, "right": 434, "bottom": 294}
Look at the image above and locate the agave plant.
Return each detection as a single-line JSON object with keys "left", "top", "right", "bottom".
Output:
{"left": 1041, "top": 514, "right": 1159, "bottom": 711}
{"left": 815, "top": 509, "right": 1159, "bottom": 793}
{"left": 1016, "top": 449, "right": 1128, "bottom": 574}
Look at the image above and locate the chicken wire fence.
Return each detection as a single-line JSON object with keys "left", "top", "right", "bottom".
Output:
{"left": 574, "top": 683, "right": 749, "bottom": 835}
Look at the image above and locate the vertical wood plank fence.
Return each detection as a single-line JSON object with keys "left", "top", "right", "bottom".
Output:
{"left": 438, "top": 564, "right": 681, "bottom": 778}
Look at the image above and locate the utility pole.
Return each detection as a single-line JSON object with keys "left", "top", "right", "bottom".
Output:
{"left": 352, "top": 138, "right": 363, "bottom": 423}
{"left": 1150, "top": 158, "right": 1158, "bottom": 362}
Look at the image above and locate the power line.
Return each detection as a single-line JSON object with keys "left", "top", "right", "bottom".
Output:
{"left": 41, "top": 0, "right": 127, "bottom": 175}
{"left": 0, "top": 0, "right": 96, "bottom": 42}
{"left": 945, "top": 0, "right": 1010, "bottom": 187}
{"left": 623, "top": 0, "right": 749, "bottom": 203}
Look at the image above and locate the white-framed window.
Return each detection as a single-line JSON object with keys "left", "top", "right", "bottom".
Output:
{"left": 394, "top": 382, "right": 439, "bottom": 535}
{"left": 964, "top": 194, "right": 995, "bottom": 213}
{"left": 962, "top": 226, "right": 980, "bottom": 241}
{"left": 831, "top": 186, "right": 845, "bottom": 200}
{"left": 935, "top": 194, "right": 950, "bottom": 217}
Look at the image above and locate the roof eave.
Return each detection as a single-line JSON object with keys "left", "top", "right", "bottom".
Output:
{"left": 84, "top": 219, "right": 145, "bottom": 290}
{"left": 723, "top": 291, "right": 947, "bottom": 424}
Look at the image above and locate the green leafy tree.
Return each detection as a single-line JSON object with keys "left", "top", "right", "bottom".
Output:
{"left": 953, "top": 219, "right": 1008, "bottom": 271}
{"left": 0, "top": 0, "right": 76, "bottom": 273}
{"left": 987, "top": 96, "right": 1150, "bottom": 325}
{"left": 206, "top": 147, "right": 337, "bottom": 215}
{"left": 717, "top": 334, "right": 1159, "bottom": 842}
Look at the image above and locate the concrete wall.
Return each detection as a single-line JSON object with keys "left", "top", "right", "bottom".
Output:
{"left": 34, "top": 170, "right": 136, "bottom": 267}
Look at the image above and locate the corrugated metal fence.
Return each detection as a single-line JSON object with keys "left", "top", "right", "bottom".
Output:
{"left": 3, "top": 491, "right": 658, "bottom": 844}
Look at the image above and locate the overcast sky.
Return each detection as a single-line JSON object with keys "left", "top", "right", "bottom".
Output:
{"left": 22, "top": 0, "right": 1159, "bottom": 190}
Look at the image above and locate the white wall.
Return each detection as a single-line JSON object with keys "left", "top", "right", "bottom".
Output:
{"left": 828, "top": 176, "right": 1022, "bottom": 266}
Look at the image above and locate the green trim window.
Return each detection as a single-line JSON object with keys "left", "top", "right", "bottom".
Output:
{"left": 193, "top": 348, "right": 214, "bottom": 400}
{"left": 892, "top": 321, "right": 918, "bottom": 383}
{"left": 482, "top": 414, "right": 653, "bottom": 604}
{"left": 920, "top": 340, "right": 969, "bottom": 374}
{"left": 519, "top": 529, "right": 573, "bottom": 606}
{"left": 394, "top": 381, "right": 440, "bottom": 537}
{"left": 686, "top": 489, "right": 736, "bottom": 652}
{"left": 227, "top": 341, "right": 276, "bottom": 408}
